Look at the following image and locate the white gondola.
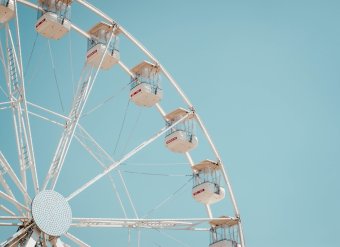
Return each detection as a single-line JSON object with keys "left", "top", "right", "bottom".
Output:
{"left": 165, "top": 108, "right": 198, "bottom": 153}
{"left": 192, "top": 160, "right": 225, "bottom": 204}
{"left": 35, "top": 0, "right": 72, "bottom": 40}
{"left": 130, "top": 61, "right": 163, "bottom": 107}
{"left": 86, "top": 22, "right": 120, "bottom": 69}
{"left": 0, "top": 0, "right": 14, "bottom": 23}
{"left": 209, "top": 217, "right": 240, "bottom": 247}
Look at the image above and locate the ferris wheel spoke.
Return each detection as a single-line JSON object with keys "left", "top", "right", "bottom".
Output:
{"left": 0, "top": 216, "right": 28, "bottom": 221}
{"left": 63, "top": 232, "right": 90, "bottom": 247}
{"left": 74, "top": 126, "right": 129, "bottom": 218}
{"left": 0, "top": 190, "right": 30, "bottom": 213}
{"left": 27, "top": 102, "right": 69, "bottom": 121}
{"left": 43, "top": 30, "right": 117, "bottom": 191}
{"left": 0, "top": 152, "right": 31, "bottom": 204}
{"left": 14, "top": 0, "right": 39, "bottom": 195}
{"left": 66, "top": 112, "right": 191, "bottom": 201}
{"left": 75, "top": 125, "right": 139, "bottom": 218}
{"left": 70, "top": 217, "right": 238, "bottom": 231}
{"left": 0, "top": 204, "right": 16, "bottom": 216}
{"left": 70, "top": 218, "right": 195, "bottom": 230}
{"left": 27, "top": 110, "right": 65, "bottom": 127}
{"left": 0, "top": 171, "right": 26, "bottom": 216}
{"left": 1, "top": 22, "right": 39, "bottom": 195}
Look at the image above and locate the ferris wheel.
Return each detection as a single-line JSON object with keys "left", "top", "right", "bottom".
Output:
{"left": 0, "top": 0, "right": 245, "bottom": 246}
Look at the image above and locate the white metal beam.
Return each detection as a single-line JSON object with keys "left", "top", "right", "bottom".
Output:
{"left": 0, "top": 152, "right": 31, "bottom": 203}
{"left": 71, "top": 217, "right": 238, "bottom": 230}
{"left": 4, "top": 23, "right": 39, "bottom": 195}
{"left": 0, "top": 190, "right": 30, "bottom": 212}
{"left": 0, "top": 170, "right": 25, "bottom": 215}
{"left": 43, "top": 32, "right": 115, "bottom": 191}
{"left": 75, "top": 125, "right": 137, "bottom": 218}
{"left": 63, "top": 232, "right": 90, "bottom": 247}
{"left": 0, "top": 204, "right": 16, "bottom": 216}
{"left": 67, "top": 112, "right": 191, "bottom": 201}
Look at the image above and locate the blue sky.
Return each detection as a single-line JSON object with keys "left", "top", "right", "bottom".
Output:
{"left": 1, "top": 0, "right": 340, "bottom": 246}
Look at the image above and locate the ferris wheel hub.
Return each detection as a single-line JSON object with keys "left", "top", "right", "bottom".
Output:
{"left": 31, "top": 190, "right": 72, "bottom": 237}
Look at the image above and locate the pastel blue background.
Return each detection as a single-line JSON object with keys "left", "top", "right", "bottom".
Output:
{"left": 1, "top": 0, "right": 340, "bottom": 246}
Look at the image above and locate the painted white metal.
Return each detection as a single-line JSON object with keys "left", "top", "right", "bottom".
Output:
{"left": 43, "top": 32, "right": 115, "bottom": 191}
{"left": 0, "top": 171, "right": 25, "bottom": 215}
{"left": 0, "top": 190, "right": 30, "bottom": 212}
{"left": 0, "top": 152, "right": 31, "bottom": 203}
{"left": 66, "top": 112, "right": 191, "bottom": 201}
{"left": 3, "top": 20, "right": 40, "bottom": 194}
{"left": 27, "top": 101, "right": 69, "bottom": 120}
{"left": 64, "top": 232, "right": 90, "bottom": 247}
{"left": 0, "top": 204, "right": 16, "bottom": 216}
{"left": 0, "top": 0, "right": 14, "bottom": 23}
{"left": 71, "top": 217, "right": 237, "bottom": 230}
{"left": 28, "top": 110, "right": 65, "bottom": 127}
{"left": 0, "top": 216, "right": 27, "bottom": 220}
{"left": 14, "top": 0, "right": 39, "bottom": 195}
{"left": 74, "top": 126, "right": 129, "bottom": 218}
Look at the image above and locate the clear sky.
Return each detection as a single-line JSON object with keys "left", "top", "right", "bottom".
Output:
{"left": 1, "top": 0, "right": 340, "bottom": 247}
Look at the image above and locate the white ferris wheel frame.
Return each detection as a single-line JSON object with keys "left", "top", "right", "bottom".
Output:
{"left": 0, "top": 0, "right": 245, "bottom": 246}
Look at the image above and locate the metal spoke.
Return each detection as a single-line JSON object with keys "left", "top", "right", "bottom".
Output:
{"left": 75, "top": 125, "right": 138, "bottom": 218}
{"left": 0, "top": 169, "right": 25, "bottom": 215}
{"left": 14, "top": 2, "right": 39, "bottom": 194}
{"left": 43, "top": 30, "right": 116, "bottom": 191}
{"left": 0, "top": 216, "right": 27, "bottom": 220}
{"left": 0, "top": 152, "right": 31, "bottom": 203}
{"left": 74, "top": 128, "right": 128, "bottom": 218}
{"left": 0, "top": 204, "right": 15, "bottom": 216}
{"left": 71, "top": 217, "right": 238, "bottom": 230}
{"left": 66, "top": 112, "right": 191, "bottom": 201}
{"left": 28, "top": 111, "right": 65, "bottom": 127}
{"left": 2, "top": 24, "right": 39, "bottom": 195}
{"left": 63, "top": 232, "right": 90, "bottom": 247}
{"left": 0, "top": 190, "right": 30, "bottom": 212}
{"left": 27, "top": 101, "right": 70, "bottom": 120}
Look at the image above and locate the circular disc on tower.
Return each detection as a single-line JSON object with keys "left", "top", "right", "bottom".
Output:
{"left": 31, "top": 190, "right": 72, "bottom": 236}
